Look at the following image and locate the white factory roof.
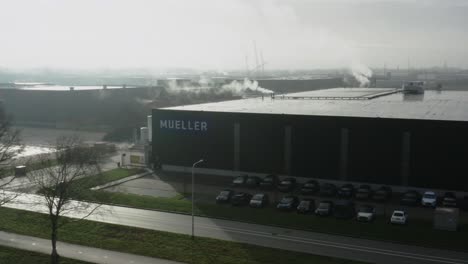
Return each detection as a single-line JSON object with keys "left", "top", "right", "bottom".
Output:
{"left": 160, "top": 88, "right": 468, "bottom": 122}
{"left": 17, "top": 85, "right": 137, "bottom": 91}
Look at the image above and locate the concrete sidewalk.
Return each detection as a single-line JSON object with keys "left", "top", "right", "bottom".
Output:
{"left": 0, "top": 231, "right": 183, "bottom": 264}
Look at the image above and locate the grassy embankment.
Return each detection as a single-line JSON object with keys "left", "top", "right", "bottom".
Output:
{"left": 0, "top": 245, "right": 91, "bottom": 264}
{"left": 0, "top": 207, "right": 365, "bottom": 264}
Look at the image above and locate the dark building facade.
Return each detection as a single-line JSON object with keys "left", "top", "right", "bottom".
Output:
{"left": 152, "top": 89, "right": 468, "bottom": 191}
{"left": 0, "top": 86, "right": 161, "bottom": 128}
{"left": 152, "top": 110, "right": 468, "bottom": 191}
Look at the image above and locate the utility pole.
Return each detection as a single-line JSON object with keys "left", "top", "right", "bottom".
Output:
{"left": 260, "top": 51, "right": 265, "bottom": 77}
{"left": 253, "top": 41, "right": 259, "bottom": 78}
{"left": 407, "top": 57, "right": 410, "bottom": 75}
{"left": 245, "top": 54, "right": 250, "bottom": 78}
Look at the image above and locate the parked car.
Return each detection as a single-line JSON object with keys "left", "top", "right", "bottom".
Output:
{"left": 216, "top": 189, "right": 234, "bottom": 204}
{"left": 357, "top": 205, "right": 376, "bottom": 222}
{"left": 297, "top": 198, "right": 315, "bottom": 214}
{"left": 277, "top": 177, "right": 297, "bottom": 192}
{"left": 276, "top": 195, "right": 299, "bottom": 211}
{"left": 315, "top": 201, "right": 333, "bottom": 216}
{"left": 390, "top": 210, "right": 408, "bottom": 225}
{"left": 319, "top": 183, "right": 337, "bottom": 197}
{"left": 400, "top": 190, "right": 421, "bottom": 206}
{"left": 355, "top": 185, "right": 372, "bottom": 200}
{"left": 300, "top": 180, "right": 320, "bottom": 195}
{"left": 231, "top": 192, "right": 252, "bottom": 206}
{"left": 337, "top": 184, "right": 354, "bottom": 198}
{"left": 232, "top": 175, "right": 248, "bottom": 187}
{"left": 246, "top": 176, "right": 261, "bottom": 188}
{"left": 249, "top": 193, "right": 269, "bottom": 208}
{"left": 421, "top": 191, "right": 438, "bottom": 207}
{"left": 259, "top": 174, "right": 279, "bottom": 189}
{"left": 372, "top": 186, "right": 392, "bottom": 202}
{"left": 442, "top": 192, "right": 457, "bottom": 207}
{"left": 334, "top": 200, "right": 355, "bottom": 219}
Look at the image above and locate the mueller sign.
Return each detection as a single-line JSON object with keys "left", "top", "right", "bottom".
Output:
{"left": 160, "top": 120, "right": 208, "bottom": 132}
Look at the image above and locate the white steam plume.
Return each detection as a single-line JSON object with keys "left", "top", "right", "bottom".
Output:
{"left": 165, "top": 77, "right": 274, "bottom": 96}
{"left": 221, "top": 78, "right": 274, "bottom": 95}
{"left": 350, "top": 63, "right": 373, "bottom": 87}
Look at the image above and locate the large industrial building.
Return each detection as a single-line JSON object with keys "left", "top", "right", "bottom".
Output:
{"left": 0, "top": 84, "right": 161, "bottom": 128}
{"left": 152, "top": 88, "right": 468, "bottom": 192}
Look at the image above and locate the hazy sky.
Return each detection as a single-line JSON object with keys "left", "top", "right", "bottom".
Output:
{"left": 1, "top": 0, "right": 467, "bottom": 70}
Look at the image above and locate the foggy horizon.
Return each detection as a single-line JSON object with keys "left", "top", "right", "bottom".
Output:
{"left": 1, "top": 0, "right": 468, "bottom": 71}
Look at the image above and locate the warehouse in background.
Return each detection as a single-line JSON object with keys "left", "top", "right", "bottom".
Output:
{"left": 151, "top": 87, "right": 468, "bottom": 192}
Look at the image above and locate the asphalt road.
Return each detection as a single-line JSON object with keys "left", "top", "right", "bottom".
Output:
{"left": 3, "top": 192, "right": 468, "bottom": 264}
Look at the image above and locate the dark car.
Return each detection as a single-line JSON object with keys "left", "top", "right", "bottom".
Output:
{"left": 355, "top": 185, "right": 372, "bottom": 200}
{"left": 246, "top": 176, "right": 261, "bottom": 188}
{"left": 400, "top": 190, "right": 421, "bottom": 206}
{"left": 460, "top": 196, "right": 468, "bottom": 211}
{"left": 231, "top": 192, "right": 252, "bottom": 206}
{"left": 372, "top": 186, "right": 392, "bottom": 202}
{"left": 315, "top": 200, "right": 333, "bottom": 216}
{"left": 297, "top": 198, "right": 315, "bottom": 214}
{"left": 259, "top": 174, "right": 279, "bottom": 189}
{"left": 276, "top": 195, "right": 299, "bottom": 211}
{"left": 249, "top": 193, "right": 269, "bottom": 208}
{"left": 442, "top": 192, "right": 458, "bottom": 207}
{"left": 277, "top": 177, "right": 297, "bottom": 192}
{"left": 232, "top": 175, "right": 248, "bottom": 187}
{"left": 300, "top": 180, "right": 320, "bottom": 195}
{"left": 337, "top": 184, "right": 355, "bottom": 198}
{"left": 319, "top": 183, "right": 337, "bottom": 197}
{"left": 334, "top": 200, "right": 355, "bottom": 219}
{"left": 216, "top": 189, "right": 234, "bottom": 204}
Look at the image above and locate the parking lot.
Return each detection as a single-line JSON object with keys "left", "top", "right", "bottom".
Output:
{"left": 103, "top": 170, "right": 468, "bottom": 224}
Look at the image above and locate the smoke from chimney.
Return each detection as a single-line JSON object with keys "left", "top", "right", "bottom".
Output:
{"left": 349, "top": 63, "right": 373, "bottom": 87}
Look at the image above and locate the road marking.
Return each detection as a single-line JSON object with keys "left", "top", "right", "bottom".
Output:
{"left": 198, "top": 224, "right": 468, "bottom": 264}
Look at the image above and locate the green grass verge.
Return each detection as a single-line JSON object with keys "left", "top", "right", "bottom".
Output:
{"left": 0, "top": 245, "right": 90, "bottom": 264}
{"left": 0, "top": 207, "right": 365, "bottom": 264}
{"left": 73, "top": 190, "right": 468, "bottom": 252}
{"left": 74, "top": 167, "right": 144, "bottom": 188}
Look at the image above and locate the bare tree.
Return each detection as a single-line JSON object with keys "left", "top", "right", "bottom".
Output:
{"left": 0, "top": 104, "right": 22, "bottom": 205}
{"left": 28, "top": 136, "right": 102, "bottom": 264}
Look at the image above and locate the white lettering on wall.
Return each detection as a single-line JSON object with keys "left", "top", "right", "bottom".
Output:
{"left": 201, "top": 122, "right": 208, "bottom": 131}
{"left": 159, "top": 120, "right": 208, "bottom": 132}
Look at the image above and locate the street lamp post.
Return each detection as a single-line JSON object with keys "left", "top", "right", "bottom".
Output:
{"left": 191, "top": 159, "right": 204, "bottom": 239}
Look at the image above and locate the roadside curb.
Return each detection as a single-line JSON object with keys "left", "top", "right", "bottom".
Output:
{"left": 90, "top": 168, "right": 153, "bottom": 190}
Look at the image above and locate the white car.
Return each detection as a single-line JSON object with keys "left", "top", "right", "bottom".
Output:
{"left": 357, "top": 205, "right": 376, "bottom": 222}
{"left": 421, "top": 191, "right": 437, "bottom": 207}
{"left": 390, "top": 210, "right": 408, "bottom": 225}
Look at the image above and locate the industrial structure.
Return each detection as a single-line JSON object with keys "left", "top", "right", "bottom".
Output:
{"left": 152, "top": 88, "right": 468, "bottom": 192}
{"left": 0, "top": 84, "right": 161, "bottom": 128}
